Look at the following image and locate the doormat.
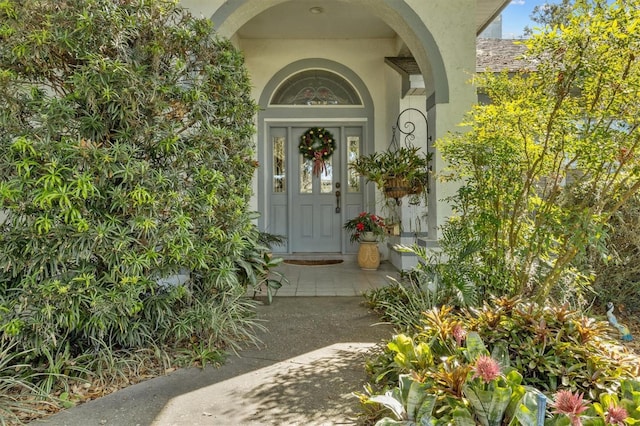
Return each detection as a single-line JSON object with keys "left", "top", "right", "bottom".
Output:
{"left": 283, "top": 259, "right": 344, "bottom": 266}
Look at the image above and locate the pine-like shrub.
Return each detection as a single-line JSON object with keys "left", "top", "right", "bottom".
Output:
{"left": 0, "top": 0, "right": 258, "bottom": 370}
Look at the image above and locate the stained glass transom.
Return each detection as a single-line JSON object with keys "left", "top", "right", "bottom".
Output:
{"left": 271, "top": 70, "right": 362, "bottom": 106}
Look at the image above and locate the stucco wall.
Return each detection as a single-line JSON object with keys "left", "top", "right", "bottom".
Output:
{"left": 241, "top": 37, "right": 396, "bottom": 145}
{"left": 180, "top": 0, "right": 479, "bottom": 240}
{"left": 405, "top": 0, "right": 478, "bottom": 238}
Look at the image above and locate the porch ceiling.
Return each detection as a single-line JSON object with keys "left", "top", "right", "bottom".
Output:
{"left": 236, "top": 0, "right": 511, "bottom": 39}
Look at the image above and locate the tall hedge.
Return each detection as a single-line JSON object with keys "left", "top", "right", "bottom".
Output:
{"left": 0, "top": 0, "right": 258, "bottom": 354}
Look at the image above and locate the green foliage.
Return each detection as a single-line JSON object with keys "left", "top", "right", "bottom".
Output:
{"left": 363, "top": 225, "right": 482, "bottom": 333}
{"left": 437, "top": 0, "right": 640, "bottom": 303}
{"left": 524, "top": 0, "right": 573, "bottom": 36}
{"left": 360, "top": 298, "right": 640, "bottom": 424}
{"left": 369, "top": 374, "right": 437, "bottom": 425}
{"left": 364, "top": 277, "right": 438, "bottom": 334}
{"left": 470, "top": 299, "right": 638, "bottom": 397}
{"left": 361, "top": 331, "right": 547, "bottom": 425}
{"left": 394, "top": 221, "right": 484, "bottom": 308}
{"left": 545, "top": 379, "right": 640, "bottom": 425}
{"left": 350, "top": 146, "right": 432, "bottom": 202}
{"left": 586, "top": 192, "right": 640, "bottom": 314}
{"left": 617, "top": 380, "right": 640, "bottom": 424}
{"left": 233, "top": 218, "right": 289, "bottom": 305}
{"left": 0, "top": 0, "right": 263, "bottom": 417}
{"left": 462, "top": 369, "right": 526, "bottom": 426}
{"left": 387, "top": 334, "right": 434, "bottom": 374}
{"left": 0, "top": 342, "right": 55, "bottom": 425}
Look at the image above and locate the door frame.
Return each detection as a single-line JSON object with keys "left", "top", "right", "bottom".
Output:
{"left": 256, "top": 60, "right": 375, "bottom": 254}
{"left": 263, "top": 120, "right": 370, "bottom": 254}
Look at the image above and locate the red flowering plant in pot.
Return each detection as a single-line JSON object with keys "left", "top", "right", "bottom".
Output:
{"left": 343, "top": 212, "right": 386, "bottom": 243}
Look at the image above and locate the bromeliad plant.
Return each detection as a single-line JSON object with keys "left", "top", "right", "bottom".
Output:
{"left": 367, "top": 298, "right": 639, "bottom": 397}
{"left": 361, "top": 331, "right": 547, "bottom": 425}
{"left": 344, "top": 212, "right": 386, "bottom": 243}
{"left": 359, "top": 297, "right": 640, "bottom": 425}
{"left": 545, "top": 380, "right": 640, "bottom": 426}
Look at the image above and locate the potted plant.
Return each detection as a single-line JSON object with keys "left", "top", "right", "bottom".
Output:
{"left": 344, "top": 212, "right": 386, "bottom": 270}
{"left": 343, "top": 212, "right": 386, "bottom": 243}
{"left": 350, "top": 146, "right": 432, "bottom": 203}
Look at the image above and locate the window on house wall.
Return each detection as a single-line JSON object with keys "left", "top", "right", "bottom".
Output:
{"left": 347, "top": 136, "right": 360, "bottom": 192}
{"left": 272, "top": 136, "right": 286, "bottom": 193}
{"left": 270, "top": 70, "right": 362, "bottom": 106}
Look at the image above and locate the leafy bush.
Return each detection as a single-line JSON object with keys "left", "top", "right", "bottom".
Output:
{"left": 587, "top": 192, "right": 640, "bottom": 315}
{"left": 0, "top": 343, "right": 56, "bottom": 425}
{"left": 437, "top": 0, "right": 640, "bottom": 303}
{"left": 360, "top": 330, "right": 547, "bottom": 425}
{"left": 0, "top": 0, "right": 262, "bottom": 413}
{"left": 360, "top": 298, "right": 640, "bottom": 424}
{"left": 364, "top": 223, "right": 487, "bottom": 334}
{"left": 364, "top": 278, "right": 438, "bottom": 334}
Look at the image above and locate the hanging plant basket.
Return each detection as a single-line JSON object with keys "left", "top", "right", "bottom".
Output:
{"left": 351, "top": 146, "right": 432, "bottom": 202}
{"left": 408, "top": 186, "right": 423, "bottom": 195}
{"left": 383, "top": 176, "right": 410, "bottom": 200}
{"left": 408, "top": 176, "right": 428, "bottom": 195}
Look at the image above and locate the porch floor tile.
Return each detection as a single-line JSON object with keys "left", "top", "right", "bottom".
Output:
{"left": 263, "top": 257, "right": 399, "bottom": 298}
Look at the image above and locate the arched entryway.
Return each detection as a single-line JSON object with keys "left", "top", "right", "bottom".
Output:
{"left": 257, "top": 59, "right": 375, "bottom": 254}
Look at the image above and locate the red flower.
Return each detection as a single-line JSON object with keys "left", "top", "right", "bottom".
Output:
{"left": 472, "top": 355, "right": 501, "bottom": 383}
{"left": 344, "top": 212, "right": 386, "bottom": 243}
{"left": 551, "top": 390, "right": 589, "bottom": 426}
{"left": 605, "top": 404, "right": 628, "bottom": 426}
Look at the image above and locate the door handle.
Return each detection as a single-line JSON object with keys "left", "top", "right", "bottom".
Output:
{"left": 335, "top": 190, "right": 341, "bottom": 213}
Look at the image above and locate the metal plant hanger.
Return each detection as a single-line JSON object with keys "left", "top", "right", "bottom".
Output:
{"left": 389, "top": 107, "right": 431, "bottom": 152}
{"left": 384, "top": 108, "right": 433, "bottom": 206}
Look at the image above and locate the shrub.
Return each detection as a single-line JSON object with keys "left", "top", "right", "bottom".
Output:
{"left": 587, "top": 192, "right": 640, "bottom": 315}
{"left": 437, "top": 0, "right": 640, "bottom": 304}
{"left": 0, "top": 0, "right": 261, "bottom": 409}
{"left": 363, "top": 224, "right": 483, "bottom": 333}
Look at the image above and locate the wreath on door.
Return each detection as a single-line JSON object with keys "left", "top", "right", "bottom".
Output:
{"left": 299, "top": 127, "right": 336, "bottom": 176}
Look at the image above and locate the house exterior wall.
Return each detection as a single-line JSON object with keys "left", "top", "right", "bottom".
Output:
{"left": 403, "top": 0, "right": 478, "bottom": 239}
{"left": 240, "top": 37, "right": 397, "bottom": 214}
{"left": 180, "top": 0, "right": 479, "bottom": 259}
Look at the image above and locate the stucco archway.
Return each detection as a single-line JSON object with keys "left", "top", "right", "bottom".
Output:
{"left": 209, "top": 0, "right": 449, "bottom": 105}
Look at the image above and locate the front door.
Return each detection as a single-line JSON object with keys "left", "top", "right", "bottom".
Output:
{"left": 291, "top": 126, "right": 341, "bottom": 252}
{"left": 267, "top": 125, "right": 365, "bottom": 253}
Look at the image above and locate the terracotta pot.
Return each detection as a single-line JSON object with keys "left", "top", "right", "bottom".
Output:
{"left": 357, "top": 241, "right": 380, "bottom": 270}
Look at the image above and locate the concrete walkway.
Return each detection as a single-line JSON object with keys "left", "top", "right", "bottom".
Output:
{"left": 34, "top": 260, "right": 399, "bottom": 426}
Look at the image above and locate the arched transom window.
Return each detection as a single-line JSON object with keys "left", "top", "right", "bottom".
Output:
{"left": 270, "top": 70, "right": 362, "bottom": 106}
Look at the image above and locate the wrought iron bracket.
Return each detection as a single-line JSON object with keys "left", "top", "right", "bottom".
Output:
{"left": 390, "top": 107, "right": 432, "bottom": 151}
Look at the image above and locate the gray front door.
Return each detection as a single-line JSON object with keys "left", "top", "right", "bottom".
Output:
{"left": 291, "top": 126, "right": 342, "bottom": 252}
{"left": 267, "top": 125, "right": 365, "bottom": 253}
